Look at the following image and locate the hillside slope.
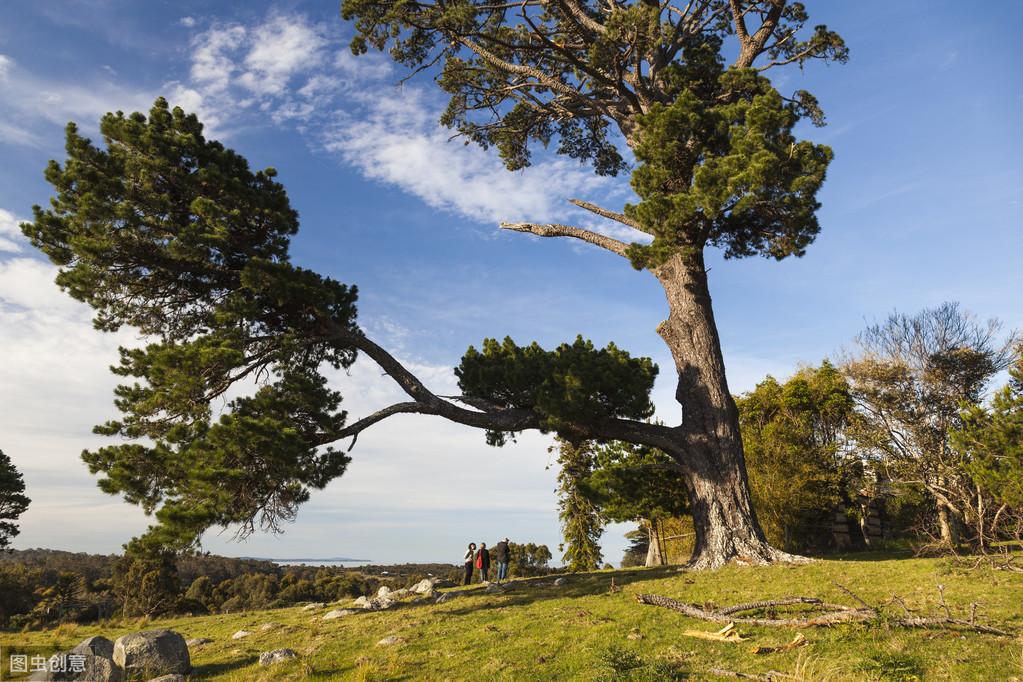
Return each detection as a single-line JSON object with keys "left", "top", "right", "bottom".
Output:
{"left": 5, "top": 554, "right": 1022, "bottom": 680}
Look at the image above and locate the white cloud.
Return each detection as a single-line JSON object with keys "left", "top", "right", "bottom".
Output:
{"left": 240, "top": 14, "right": 327, "bottom": 96}
{"left": 0, "top": 209, "right": 26, "bottom": 252}
{"left": 0, "top": 54, "right": 11, "bottom": 80}
{"left": 179, "top": 16, "right": 196, "bottom": 28}
{"left": 169, "top": 11, "right": 633, "bottom": 229}
{"left": 322, "top": 87, "right": 622, "bottom": 225}
{"left": 0, "top": 55, "right": 156, "bottom": 145}
{"left": 189, "top": 24, "right": 247, "bottom": 94}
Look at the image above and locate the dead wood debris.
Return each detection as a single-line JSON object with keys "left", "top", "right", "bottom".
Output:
{"left": 635, "top": 583, "right": 1014, "bottom": 637}
{"left": 682, "top": 621, "right": 746, "bottom": 642}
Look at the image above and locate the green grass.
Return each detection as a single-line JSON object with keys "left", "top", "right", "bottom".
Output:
{"left": 5, "top": 553, "right": 1023, "bottom": 680}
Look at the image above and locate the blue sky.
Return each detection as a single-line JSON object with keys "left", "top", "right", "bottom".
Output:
{"left": 0, "top": 1, "right": 1020, "bottom": 565}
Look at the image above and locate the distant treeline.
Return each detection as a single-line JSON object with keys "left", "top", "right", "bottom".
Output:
{"left": 0, "top": 544, "right": 554, "bottom": 630}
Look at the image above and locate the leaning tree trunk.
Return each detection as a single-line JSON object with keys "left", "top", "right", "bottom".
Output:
{"left": 654, "top": 250, "right": 800, "bottom": 569}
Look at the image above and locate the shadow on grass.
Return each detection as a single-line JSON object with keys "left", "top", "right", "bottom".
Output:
{"left": 191, "top": 653, "right": 259, "bottom": 678}
{"left": 439, "top": 565, "right": 680, "bottom": 617}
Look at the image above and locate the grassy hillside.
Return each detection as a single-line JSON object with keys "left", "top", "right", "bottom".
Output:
{"left": 5, "top": 553, "right": 1022, "bottom": 680}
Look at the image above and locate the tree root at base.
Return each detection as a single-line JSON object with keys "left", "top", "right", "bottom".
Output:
{"left": 635, "top": 585, "right": 1014, "bottom": 637}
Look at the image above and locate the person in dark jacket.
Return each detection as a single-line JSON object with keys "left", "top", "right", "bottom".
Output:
{"left": 493, "top": 538, "right": 510, "bottom": 583}
{"left": 476, "top": 542, "right": 491, "bottom": 583}
{"left": 462, "top": 543, "right": 477, "bottom": 585}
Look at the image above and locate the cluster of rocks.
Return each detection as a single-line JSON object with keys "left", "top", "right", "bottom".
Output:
{"left": 347, "top": 577, "right": 441, "bottom": 612}
{"left": 30, "top": 630, "right": 189, "bottom": 682}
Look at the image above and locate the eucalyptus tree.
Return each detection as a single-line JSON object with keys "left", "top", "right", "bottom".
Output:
{"left": 340, "top": 0, "right": 847, "bottom": 565}
{"left": 845, "top": 303, "right": 1018, "bottom": 548}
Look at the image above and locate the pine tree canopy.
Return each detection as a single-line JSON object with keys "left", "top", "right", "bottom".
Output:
{"left": 582, "top": 440, "right": 689, "bottom": 523}
{"left": 22, "top": 99, "right": 361, "bottom": 550}
{"left": 456, "top": 336, "right": 658, "bottom": 444}
{"left": 341, "top": 0, "right": 846, "bottom": 268}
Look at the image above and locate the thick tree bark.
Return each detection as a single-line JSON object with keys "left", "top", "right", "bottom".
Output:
{"left": 654, "top": 250, "right": 799, "bottom": 568}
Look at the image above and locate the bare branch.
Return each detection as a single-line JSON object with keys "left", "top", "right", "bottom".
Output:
{"left": 569, "top": 198, "right": 646, "bottom": 231}
{"left": 500, "top": 221, "right": 631, "bottom": 257}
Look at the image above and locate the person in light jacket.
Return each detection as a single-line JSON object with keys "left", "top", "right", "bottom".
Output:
{"left": 462, "top": 543, "right": 477, "bottom": 585}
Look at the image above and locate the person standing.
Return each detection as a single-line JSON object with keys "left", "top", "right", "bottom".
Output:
{"left": 463, "top": 543, "right": 477, "bottom": 585}
{"left": 476, "top": 542, "right": 491, "bottom": 583}
{"left": 493, "top": 538, "right": 510, "bottom": 583}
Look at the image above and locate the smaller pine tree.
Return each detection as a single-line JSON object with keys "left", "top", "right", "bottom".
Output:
{"left": 0, "top": 450, "right": 30, "bottom": 550}
{"left": 554, "top": 439, "right": 604, "bottom": 571}
{"left": 955, "top": 347, "right": 1023, "bottom": 513}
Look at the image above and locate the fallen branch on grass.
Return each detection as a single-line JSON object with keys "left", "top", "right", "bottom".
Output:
{"left": 635, "top": 584, "right": 1014, "bottom": 637}
{"left": 682, "top": 622, "right": 747, "bottom": 642}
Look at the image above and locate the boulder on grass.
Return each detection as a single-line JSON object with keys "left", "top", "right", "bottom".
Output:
{"left": 145, "top": 675, "right": 185, "bottom": 682}
{"left": 410, "top": 578, "right": 437, "bottom": 595}
{"left": 72, "top": 635, "right": 115, "bottom": 660}
{"left": 259, "top": 649, "right": 298, "bottom": 667}
{"left": 322, "top": 609, "right": 356, "bottom": 620}
{"left": 376, "top": 636, "right": 405, "bottom": 647}
{"left": 230, "top": 630, "right": 252, "bottom": 640}
{"left": 185, "top": 638, "right": 212, "bottom": 648}
{"left": 301, "top": 602, "right": 325, "bottom": 611}
{"left": 113, "top": 630, "right": 190, "bottom": 679}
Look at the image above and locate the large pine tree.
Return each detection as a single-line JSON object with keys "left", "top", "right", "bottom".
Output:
{"left": 25, "top": 0, "right": 848, "bottom": 567}
{"left": 341, "top": 0, "right": 847, "bottom": 566}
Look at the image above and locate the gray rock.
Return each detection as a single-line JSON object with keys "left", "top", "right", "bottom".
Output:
{"left": 322, "top": 608, "right": 357, "bottom": 620}
{"left": 352, "top": 595, "right": 374, "bottom": 609}
{"left": 376, "top": 585, "right": 392, "bottom": 599}
{"left": 35, "top": 653, "right": 123, "bottom": 682}
{"left": 301, "top": 602, "right": 325, "bottom": 611}
{"left": 258, "top": 648, "right": 298, "bottom": 667}
{"left": 72, "top": 635, "right": 115, "bottom": 660}
{"left": 113, "top": 630, "right": 190, "bottom": 678}
{"left": 230, "top": 630, "right": 252, "bottom": 640}
{"left": 185, "top": 638, "right": 212, "bottom": 648}
{"left": 259, "top": 622, "right": 280, "bottom": 632}
{"left": 376, "top": 636, "right": 405, "bottom": 647}
{"left": 410, "top": 578, "right": 436, "bottom": 595}
{"left": 145, "top": 675, "right": 185, "bottom": 682}
{"left": 435, "top": 591, "right": 458, "bottom": 603}
{"left": 485, "top": 583, "right": 505, "bottom": 594}
{"left": 553, "top": 577, "right": 566, "bottom": 586}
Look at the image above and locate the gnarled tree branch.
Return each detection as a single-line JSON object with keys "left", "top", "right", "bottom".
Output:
{"left": 325, "top": 327, "right": 683, "bottom": 453}
{"left": 500, "top": 221, "right": 631, "bottom": 258}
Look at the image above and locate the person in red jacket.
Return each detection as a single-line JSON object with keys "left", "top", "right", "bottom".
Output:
{"left": 462, "top": 543, "right": 477, "bottom": 585}
{"left": 475, "top": 542, "right": 491, "bottom": 583}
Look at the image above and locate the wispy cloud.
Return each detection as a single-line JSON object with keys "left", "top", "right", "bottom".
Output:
{"left": 0, "top": 54, "right": 156, "bottom": 145}
{"left": 0, "top": 209, "right": 26, "bottom": 253}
